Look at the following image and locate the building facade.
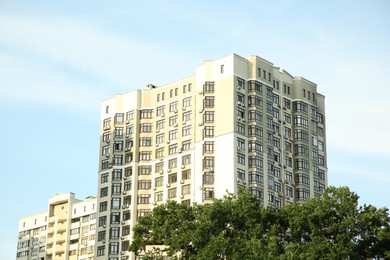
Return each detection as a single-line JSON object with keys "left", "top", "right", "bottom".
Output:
{"left": 16, "top": 193, "right": 97, "bottom": 260}
{"left": 95, "top": 54, "right": 327, "bottom": 259}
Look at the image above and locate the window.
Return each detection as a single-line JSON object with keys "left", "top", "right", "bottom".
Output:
{"left": 296, "top": 188, "right": 310, "bottom": 201}
{"left": 237, "top": 123, "right": 245, "bottom": 135}
{"left": 156, "top": 120, "right": 165, "bottom": 131}
{"left": 188, "top": 83, "right": 192, "bottom": 92}
{"left": 182, "top": 155, "right": 191, "bottom": 165}
{"left": 98, "top": 216, "right": 106, "bottom": 227}
{"left": 248, "top": 95, "right": 262, "bottom": 107}
{"left": 249, "top": 172, "right": 263, "bottom": 184}
{"left": 155, "top": 163, "right": 164, "bottom": 174}
{"left": 182, "top": 169, "right": 191, "bottom": 180}
{"left": 237, "top": 77, "right": 245, "bottom": 89}
{"left": 182, "top": 140, "right": 191, "bottom": 151}
{"left": 249, "top": 187, "right": 263, "bottom": 200}
{"left": 109, "top": 242, "right": 119, "bottom": 255}
{"left": 293, "top": 101, "right": 308, "bottom": 113}
{"left": 103, "top": 118, "right": 111, "bottom": 130}
{"left": 103, "top": 132, "right": 110, "bottom": 143}
{"left": 99, "top": 202, "right": 107, "bottom": 212}
{"left": 237, "top": 153, "right": 245, "bottom": 165}
{"left": 138, "top": 195, "right": 149, "bottom": 204}
{"left": 237, "top": 108, "right": 245, "bottom": 119}
{"left": 183, "top": 97, "right": 192, "bottom": 108}
{"left": 204, "top": 111, "right": 214, "bottom": 123}
{"left": 126, "top": 125, "right": 133, "bottom": 135}
{"left": 249, "top": 156, "right": 262, "bottom": 168}
{"left": 140, "top": 109, "right": 153, "bottom": 119}
{"left": 155, "top": 148, "right": 164, "bottom": 159}
{"left": 295, "top": 159, "right": 310, "bottom": 171}
{"left": 183, "top": 111, "right": 192, "bottom": 123}
{"left": 248, "top": 110, "right": 262, "bottom": 123}
{"left": 110, "top": 212, "right": 120, "bottom": 224}
{"left": 203, "top": 141, "right": 214, "bottom": 154}
{"left": 100, "top": 187, "right": 108, "bottom": 197}
{"left": 248, "top": 126, "right": 262, "bottom": 137}
{"left": 139, "top": 151, "right": 152, "bottom": 161}
{"left": 204, "top": 96, "right": 215, "bottom": 108}
{"left": 124, "top": 181, "right": 131, "bottom": 191}
{"left": 295, "top": 144, "right": 309, "bottom": 156}
{"left": 156, "top": 133, "right": 165, "bottom": 145}
{"left": 203, "top": 126, "right": 214, "bottom": 138}
{"left": 140, "top": 137, "right": 152, "bottom": 147}
{"left": 237, "top": 93, "right": 245, "bottom": 103}
{"left": 169, "top": 101, "right": 178, "bottom": 112}
{"left": 203, "top": 156, "right": 214, "bottom": 170}
{"left": 182, "top": 185, "right": 190, "bottom": 195}
{"left": 220, "top": 64, "right": 224, "bottom": 73}
{"left": 101, "top": 173, "right": 109, "bottom": 183}
{"left": 168, "top": 173, "right": 177, "bottom": 184}
{"left": 204, "top": 82, "right": 215, "bottom": 93}
{"left": 156, "top": 106, "right": 165, "bottom": 117}
{"left": 249, "top": 141, "right": 263, "bottom": 153}
{"left": 203, "top": 172, "right": 214, "bottom": 184}
{"left": 124, "top": 167, "right": 132, "bottom": 177}
{"left": 138, "top": 166, "right": 151, "bottom": 175}
{"left": 182, "top": 125, "right": 191, "bottom": 137}
{"left": 203, "top": 188, "right": 214, "bottom": 200}
{"left": 97, "top": 246, "right": 105, "bottom": 256}
{"left": 155, "top": 176, "right": 163, "bottom": 187}
{"left": 168, "top": 188, "right": 177, "bottom": 199}
{"left": 294, "top": 129, "right": 309, "bottom": 141}
{"left": 98, "top": 231, "right": 106, "bottom": 242}
{"left": 168, "top": 158, "right": 177, "bottom": 169}
{"left": 294, "top": 115, "right": 308, "bottom": 128}
{"left": 138, "top": 180, "right": 151, "bottom": 190}
{"left": 140, "top": 123, "right": 152, "bottom": 133}
{"left": 237, "top": 168, "right": 245, "bottom": 181}
{"left": 126, "top": 111, "right": 134, "bottom": 121}
{"left": 111, "top": 198, "right": 121, "bottom": 209}
{"left": 155, "top": 191, "right": 163, "bottom": 202}
{"left": 237, "top": 138, "right": 245, "bottom": 150}
{"left": 169, "top": 115, "right": 178, "bottom": 127}
{"left": 122, "top": 225, "right": 130, "bottom": 236}
{"left": 115, "top": 113, "right": 124, "bottom": 124}
{"left": 169, "top": 129, "right": 178, "bottom": 140}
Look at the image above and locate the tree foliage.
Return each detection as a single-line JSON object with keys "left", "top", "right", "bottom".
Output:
{"left": 129, "top": 187, "right": 390, "bottom": 259}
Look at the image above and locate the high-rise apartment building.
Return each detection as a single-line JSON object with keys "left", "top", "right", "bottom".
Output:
{"left": 95, "top": 53, "right": 327, "bottom": 259}
{"left": 16, "top": 193, "right": 97, "bottom": 260}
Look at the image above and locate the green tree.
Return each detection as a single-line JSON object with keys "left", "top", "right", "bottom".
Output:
{"left": 129, "top": 187, "right": 390, "bottom": 259}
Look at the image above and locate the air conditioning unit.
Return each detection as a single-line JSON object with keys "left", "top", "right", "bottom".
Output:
{"left": 236, "top": 178, "right": 241, "bottom": 182}
{"left": 237, "top": 117, "right": 241, "bottom": 121}
{"left": 153, "top": 187, "right": 156, "bottom": 190}
{"left": 180, "top": 195, "right": 184, "bottom": 199}
{"left": 102, "top": 239, "right": 106, "bottom": 243}
{"left": 153, "top": 201, "right": 157, "bottom": 205}
{"left": 183, "top": 121, "right": 186, "bottom": 125}
{"left": 125, "top": 120, "right": 130, "bottom": 124}
{"left": 238, "top": 101, "right": 242, "bottom": 106}
{"left": 198, "top": 122, "right": 203, "bottom": 126}
{"left": 122, "top": 221, "right": 125, "bottom": 225}
{"left": 123, "top": 191, "right": 127, "bottom": 195}
{"left": 167, "top": 169, "right": 171, "bottom": 173}
{"left": 199, "top": 109, "right": 203, "bottom": 113}
{"left": 156, "top": 143, "right": 159, "bottom": 147}
{"left": 123, "top": 176, "right": 127, "bottom": 180}
{"left": 286, "top": 197, "right": 290, "bottom": 200}
{"left": 121, "top": 236, "right": 124, "bottom": 240}
{"left": 121, "top": 251, "right": 125, "bottom": 255}
{"left": 126, "top": 134, "right": 129, "bottom": 138}
{"left": 122, "top": 205, "right": 126, "bottom": 209}
{"left": 283, "top": 107, "right": 287, "bottom": 110}
{"left": 278, "top": 119, "right": 282, "bottom": 122}
{"left": 106, "top": 154, "right": 110, "bottom": 157}
{"left": 174, "top": 109, "right": 178, "bottom": 114}
{"left": 174, "top": 123, "right": 178, "bottom": 127}
{"left": 199, "top": 91, "right": 203, "bottom": 95}
{"left": 181, "top": 165, "right": 185, "bottom": 169}
{"left": 183, "top": 106, "right": 186, "bottom": 111}
{"left": 166, "top": 183, "right": 170, "bottom": 187}
{"left": 156, "top": 129, "right": 160, "bottom": 133}
{"left": 103, "top": 225, "right": 106, "bottom": 228}
{"left": 159, "top": 170, "right": 163, "bottom": 174}
{"left": 278, "top": 192, "right": 283, "bottom": 197}
{"left": 167, "top": 140, "right": 170, "bottom": 144}
{"left": 283, "top": 121, "right": 286, "bottom": 124}
{"left": 180, "top": 180, "right": 184, "bottom": 184}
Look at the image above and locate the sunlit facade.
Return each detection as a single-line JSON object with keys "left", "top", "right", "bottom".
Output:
{"left": 95, "top": 54, "right": 327, "bottom": 259}
{"left": 16, "top": 193, "right": 97, "bottom": 260}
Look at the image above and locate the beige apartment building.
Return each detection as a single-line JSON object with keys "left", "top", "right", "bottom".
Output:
{"left": 16, "top": 193, "right": 97, "bottom": 260}
{"left": 95, "top": 53, "right": 327, "bottom": 259}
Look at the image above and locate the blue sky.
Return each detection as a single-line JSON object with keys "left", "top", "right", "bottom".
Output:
{"left": 1, "top": 1, "right": 389, "bottom": 259}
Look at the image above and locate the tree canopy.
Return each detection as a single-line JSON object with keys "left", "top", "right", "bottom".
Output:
{"left": 129, "top": 187, "right": 390, "bottom": 259}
